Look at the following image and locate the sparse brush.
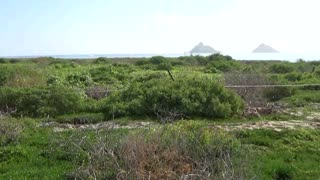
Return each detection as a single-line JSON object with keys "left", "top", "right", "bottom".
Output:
{"left": 0, "top": 119, "right": 23, "bottom": 146}
{"left": 49, "top": 122, "right": 253, "bottom": 179}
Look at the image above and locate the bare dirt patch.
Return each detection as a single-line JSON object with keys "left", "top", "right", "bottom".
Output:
{"left": 39, "top": 121, "right": 155, "bottom": 132}
{"left": 213, "top": 120, "right": 320, "bottom": 132}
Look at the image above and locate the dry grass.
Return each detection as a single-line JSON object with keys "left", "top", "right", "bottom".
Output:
{"left": 5, "top": 68, "right": 46, "bottom": 88}
{"left": 0, "top": 119, "right": 22, "bottom": 146}
{"left": 50, "top": 123, "right": 252, "bottom": 179}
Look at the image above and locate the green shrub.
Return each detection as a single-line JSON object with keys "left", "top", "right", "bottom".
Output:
{"left": 157, "top": 61, "right": 172, "bottom": 71}
{"left": 209, "top": 60, "right": 242, "bottom": 72}
{"left": 269, "top": 64, "right": 294, "bottom": 74}
{"left": 132, "top": 71, "right": 167, "bottom": 83}
{"left": 0, "top": 86, "right": 82, "bottom": 117}
{"left": 205, "top": 54, "right": 242, "bottom": 72}
{"left": 204, "top": 66, "right": 218, "bottom": 73}
{"left": 135, "top": 59, "right": 149, "bottom": 66}
{"left": 94, "top": 57, "right": 111, "bottom": 64}
{"left": 0, "top": 58, "right": 8, "bottom": 64}
{"left": 313, "top": 69, "right": 320, "bottom": 77}
{"left": 208, "top": 53, "right": 233, "bottom": 61}
{"left": 65, "top": 73, "right": 93, "bottom": 87}
{"left": 285, "top": 72, "right": 303, "bottom": 82}
{"left": 89, "top": 66, "right": 131, "bottom": 84}
{"left": 287, "top": 91, "right": 320, "bottom": 106}
{"left": 9, "top": 59, "right": 20, "bottom": 64}
{"left": 264, "top": 87, "right": 296, "bottom": 102}
{"left": 103, "top": 77, "right": 244, "bottom": 120}
{"left": 273, "top": 166, "right": 294, "bottom": 180}
{"left": 149, "top": 56, "right": 166, "bottom": 65}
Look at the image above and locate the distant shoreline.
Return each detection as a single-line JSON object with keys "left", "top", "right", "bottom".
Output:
{"left": 1, "top": 53, "right": 319, "bottom": 61}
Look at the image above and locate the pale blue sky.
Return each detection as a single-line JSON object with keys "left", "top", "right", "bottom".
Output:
{"left": 0, "top": 0, "right": 319, "bottom": 57}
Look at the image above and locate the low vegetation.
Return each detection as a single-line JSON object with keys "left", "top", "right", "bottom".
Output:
{"left": 0, "top": 55, "right": 319, "bottom": 179}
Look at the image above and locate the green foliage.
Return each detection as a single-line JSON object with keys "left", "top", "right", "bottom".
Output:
{"left": 0, "top": 119, "right": 74, "bottom": 179}
{"left": 131, "top": 71, "right": 167, "bottom": 83}
{"left": 136, "top": 56, "right": 173, "bottom": 71}
{"left": 94, "top": 57, "right": 111, "bottom": 64}
{"left": 103, "top": 77, "right": 244, "bottom": 120}
{"left": 206, "top": 54, "right": 243, "bottom": 72}
{"left": 0, "top": 65, "right": 46, "bottom": 87}
{"left": 313, "top": 69, "right": 320, "bottom": 77}
{"left": 134, "top": 59, "right": 149, "bottom": 66}
{"left": 284, "top": 72, "right": 303, "bottom": 82}
{"left": 0, "top": 119, "right": 22, "bottom": 146}
{"left": 49, "top": 121, "right": 250, "bottom": 179}
{"left": 9, "top": 59, "right": 20, "bottom": 63}
{"left": 286, "top": 90, "right": 320, "bottom": 106}
{"left": 208, "top": 53, "right": 233, "bottom": 61}
{"left": 269, "top": 63, "right": 294, "bottom": 74}
{"left": 149, "top": 56, "right": 167, "bottom": 65}
{"left": 204, "top": 66, "right": 218, "bottom": 73}
{"left": 1, "top": 57, "right": 320, "bottom": 179}
{"left": 264, "top": 87, "right": 296, "bottom": 102}
{"left": 89, "top": 65, "right": 133, "bottom": 85}
{"left": 65, "top": 73, "right": 93, "bottom": 87}
{"left": 0, "top": 86, "right": 82, "bottom": 117}
{"left": 0, "top": 58, "right": 8, "bottom": 64}
{"left": 236, "top": 129, "right": 320, "bottom": 179}
{"left": 157, "top": 61, "right": 172, "bottom": 71}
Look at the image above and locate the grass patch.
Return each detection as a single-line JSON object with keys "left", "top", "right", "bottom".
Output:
{"left": 0, "top": 118, "right": 74, "bottom": 179}
{"left": 235, "top": 129, "right": 320, "bottom": 179}
{"left": 0, "top": 118, "right": 23, "bottom": 146}
{"left": 285, "top": 90, "right": 320, "bottom": 106}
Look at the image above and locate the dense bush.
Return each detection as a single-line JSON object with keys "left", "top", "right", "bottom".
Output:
{"left": 65, "top": 73, "right": 93, "bottom": 87}
{"left": 132, "top": 71, "right": 167, "bottom": 83}
{"left": 135, "top": 56, "right": 173, "bottom": 70}
{"left": 285, "top": 72, "right": 303, "bottom": 82}
{"left": 134, "top": 59, "right": 149, "bottom": 66}
{"left": 149, "top": 56, "right": 167, "bottom": 65}
{"left": 208, "top": 60, "right": 242, "bottom": 72}
{"left": 264, "top": 86, "right": 296, "bottom": 102}
{"left": 157, "top": 61, "right": 172, "bottom": 71}
{"left": 0, "top": 58, "right": 8, "bottom": 64}
{"left": 103, "top": 77, "right": 244, "bottom": 121}
{"left": 205, "top": 54, "right": 243, "bottom": 72}
{"left": 208, "top": 54, "right": 233, "bottom": 61}
{"left": 269, "top": 63, "right": 294, "bottom": 74}
{"left": 94, "top": 57, "right": 111, "bottom": 64}
{"left": 89, "top": 66, "right": 132, "bottom": 84}
{"left": 313, "top": 69, "right": 320, "bottom": 77}
{"left": 0, "top": 86, "right": 82, "bottom": 117}
{"left": 287, "top": 90, "right": 320, "bottom": 106}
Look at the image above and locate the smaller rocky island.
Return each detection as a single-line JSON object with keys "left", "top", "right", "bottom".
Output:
{"left": 190, "top": 42, "right": 220, "bottom": 54}
{"left": 252, "top": 43, "right": 279, "bottom": 53}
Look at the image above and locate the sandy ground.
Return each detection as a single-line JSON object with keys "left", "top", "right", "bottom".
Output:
{"left": 39, "top": 121, "right": 155, "bottom": 132}
{"left": 38, "top": 108, "right": 320, "bottom": 132}
{"left": 213, "top": 120, "right": 320, "bottom": 132}
{"left": 40, "top": 117, "right": 320, "bottom": 133}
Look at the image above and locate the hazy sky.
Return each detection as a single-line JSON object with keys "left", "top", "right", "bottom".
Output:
{"left": 0, "top": 0, "right": 319, "bottom": 56}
